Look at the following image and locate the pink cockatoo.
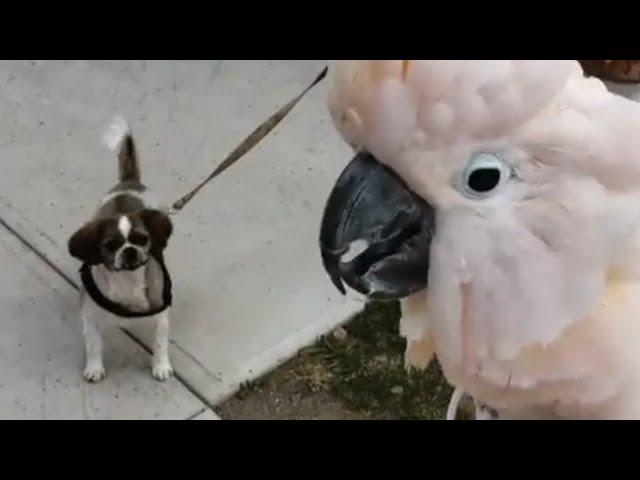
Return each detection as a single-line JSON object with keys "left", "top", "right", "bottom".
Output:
{"left": 319, "top": 60, "right": 640, "bottom": 419}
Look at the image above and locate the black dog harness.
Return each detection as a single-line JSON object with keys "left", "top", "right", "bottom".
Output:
{"left": 79, "top": 254, "right": 172, "bottom": 318}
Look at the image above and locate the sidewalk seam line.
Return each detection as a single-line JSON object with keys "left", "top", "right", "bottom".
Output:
{"left": 185, "top": 407, "right": 207, "bottom": 420}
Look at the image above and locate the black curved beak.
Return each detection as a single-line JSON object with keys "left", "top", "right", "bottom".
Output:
{"left": 319, "top": 152, "right": 435, "bottom": 300}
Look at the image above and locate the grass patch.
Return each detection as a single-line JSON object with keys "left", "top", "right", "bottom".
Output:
{"left": 300, "top": 301, "right": 471, "bottom": 420}
{"left": 220, "top": 300, "right": 473, "bottom": 419}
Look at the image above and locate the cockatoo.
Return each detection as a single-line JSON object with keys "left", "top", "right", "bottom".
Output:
{"left": 319, "top": 60, "right": 640, "bottom": 419}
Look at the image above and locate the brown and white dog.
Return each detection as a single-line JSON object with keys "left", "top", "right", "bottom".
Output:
{"left": 68, "top": 116, "right": 174, "bottom": 382}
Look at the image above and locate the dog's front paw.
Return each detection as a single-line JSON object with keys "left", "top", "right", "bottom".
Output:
{"left": 83, "top": 363, "right": 106, "bottom": 383}
{"left": 151, "top": 361, "right": 174, "bottom": 381}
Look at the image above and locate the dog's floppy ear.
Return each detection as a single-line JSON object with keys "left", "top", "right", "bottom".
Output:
{"left": 140, "top": 209, "right": 173, "bottom": 253}
{"left": 68, "top": 220, "right": 103, "bottom": 264}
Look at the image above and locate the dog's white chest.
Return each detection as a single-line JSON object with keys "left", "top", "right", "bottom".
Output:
{"left": 92, "top": 265, "right": 150, "bottom": 312}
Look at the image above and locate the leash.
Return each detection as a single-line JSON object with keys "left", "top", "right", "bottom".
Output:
{"left": 87, "top": 66, "right": 328, "bottom": 318}
{"left": 168, "top": 65, "right": 329, "bottom": 215}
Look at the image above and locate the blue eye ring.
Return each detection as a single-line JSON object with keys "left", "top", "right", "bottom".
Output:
{"left": 460, "top": 152, "right": 512, "bottom": 198}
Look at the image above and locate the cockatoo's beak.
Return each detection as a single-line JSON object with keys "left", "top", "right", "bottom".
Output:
{"left": 319, "top": 152, "right": 435, "bottom": 300}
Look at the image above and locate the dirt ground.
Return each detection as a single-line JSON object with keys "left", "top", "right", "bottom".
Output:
{"left": 218, "top": 301, "right": 474, "bottom": 420}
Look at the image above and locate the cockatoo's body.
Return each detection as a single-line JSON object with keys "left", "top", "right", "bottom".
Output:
{"left": 321, "top": 60, "right": 640, "bottom": 419}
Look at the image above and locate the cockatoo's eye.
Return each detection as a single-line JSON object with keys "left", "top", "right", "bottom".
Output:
{"left": 461, "top": 152, "right": 512, "bottom": 197}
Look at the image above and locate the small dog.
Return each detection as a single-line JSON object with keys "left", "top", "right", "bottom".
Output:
{"left": 68, "top": 116, "right": 174, "bottom": 382}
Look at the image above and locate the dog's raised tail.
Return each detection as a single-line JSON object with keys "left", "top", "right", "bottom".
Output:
{"left": 103, "top": 115, "right": 140, "bottom": 182}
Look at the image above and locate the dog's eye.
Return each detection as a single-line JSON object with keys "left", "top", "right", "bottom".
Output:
{"left": 129, "top": 232, "right": 149, "bottom": 246}
{"left": 102, "top": 237, "right": 124, "bottom": 252}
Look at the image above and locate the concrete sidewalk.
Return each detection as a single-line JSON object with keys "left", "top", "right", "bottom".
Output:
{"left": 0, "top": 60, "right": 361, "bottom": 418}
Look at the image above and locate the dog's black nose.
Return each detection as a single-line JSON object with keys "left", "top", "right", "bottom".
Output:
{"left": 122, "top": 246, "right": 138, "bottom": 264}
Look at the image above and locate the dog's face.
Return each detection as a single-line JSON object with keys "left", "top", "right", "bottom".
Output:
{"left": 68, "top": 209, "right": 172, "bottom": 270}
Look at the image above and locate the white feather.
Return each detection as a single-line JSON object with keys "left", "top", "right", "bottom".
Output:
{"left": 102, "top": 115, "right": 130, "bottom": 152}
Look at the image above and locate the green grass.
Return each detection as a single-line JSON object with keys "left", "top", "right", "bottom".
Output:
{"left": 300, "top": 301, "right": 471, "bottom": 420}
{"left": 223, "top": 300, "right": 473, "bottom": 419}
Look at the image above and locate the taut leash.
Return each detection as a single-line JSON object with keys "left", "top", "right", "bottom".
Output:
{"left": 168, "top": 66, "right": 328, "bottom": 215}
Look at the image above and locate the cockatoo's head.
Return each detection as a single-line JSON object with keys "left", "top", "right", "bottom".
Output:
{"left": 320, "top": 60, "right": 640, "bottom": 362}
